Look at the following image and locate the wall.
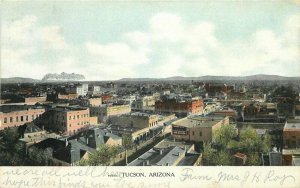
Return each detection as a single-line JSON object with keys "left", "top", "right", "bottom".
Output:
{"left": 88, "top": 98, "right": 102, "bottom": 106}
{"left": 0, "top": 108, "right": 45, "bottom": 129}
{"left": 113, "top": 114, "right": 159, "bottom": 129}
{"left": 283, "top": 129, "right": 300, "bottom": 148}
{"left": 155, "top": 99, "right": 204, "bottom": 115}
{"left": 171, "top": 116, "right": 229, "bottom": 142}
{"left": 42, "top": 108, "right": 90, "bottom": 136}
{"left": 24, "top": 97, "right": 47, "bottom": 104}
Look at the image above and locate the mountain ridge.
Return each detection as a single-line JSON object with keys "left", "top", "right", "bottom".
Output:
{"left": 1, "top": 74, "right": 300, "bottom": 83}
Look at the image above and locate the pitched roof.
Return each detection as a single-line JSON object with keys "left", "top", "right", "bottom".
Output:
{"left": 24, "top": 122, "right": 43, "bottom": 133}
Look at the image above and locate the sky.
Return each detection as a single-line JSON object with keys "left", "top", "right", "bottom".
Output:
{"left": 1, "top": 0, "right": 300, "bottom": 80}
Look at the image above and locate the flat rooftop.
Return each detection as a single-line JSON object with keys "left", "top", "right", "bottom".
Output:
{"left": 284, "top": 120, "right": 300, "bottom": 131}
{"left": 173, "top": 116, "right": 224, "bottom": 128}
{"left": 51, "top": 106, "right": 88, "bottom": 112}
{"left": 0, "top": 105, "right": 44, "bottom": 113}
{"left": 107, "top": 125, "right": 141, "bottom": 133}
{"left": 177, "top": 153, "right": 200, "bottom": 166}
{"left": 282, "top": 148, "right": 300, "bottom": 155}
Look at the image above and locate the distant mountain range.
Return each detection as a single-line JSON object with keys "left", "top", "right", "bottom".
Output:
{"left": 0, "top": 77, "right": 40, "bottom": 84}
{"left": 1, "top": 72, "right": 85, "bottom": 84}
{"left": 118, "top": 74, "right": 300, "bottom": 82}
{"left": 1, "top": 74, "right": 299, "bottom": 83}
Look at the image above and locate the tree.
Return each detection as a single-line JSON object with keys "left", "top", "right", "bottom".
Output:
{"left": 28, "top": 146, "right": 51, "bottom": 165}
{"left": 239, "top": 126, "right": 259, "bottom": 152}
{"left": 202, "top": 142, "right": 216, "bottom": 165}
{"left": 2, "top": 128, "right": 20, "bottom": 146}
{"left": 246, "top": 153, "right": 261, "bottom": 166}
{"left": 85, "top": 144, "right": 120, "bottom": 166}
{"left": 261, "top": 135, "right": 272, "bottom": 153}
{"left": 271, "top": 85, "right": 296, "bottom": 99}
{"left": 213, "top": 124, "right": 238, "bottom": 148}
{"left": 239, "top": 126, "right": 271, "bottom": 153}
{"left": 215, "top": 150, "right": 233, "bottom": 166}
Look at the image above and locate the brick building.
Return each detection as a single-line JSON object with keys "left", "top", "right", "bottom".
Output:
{"left": 282, "top": 119, "right": 300, "bottom": 165}
{"left": 283, "top": 120, "right": 300, "bottom": 148}
{"left": 101, "top": 94, "right": 113, "bottom": 103}
{"left": 155, "top": 99, "right": 204, "bottom": 116}
{"left": 41, "top": 106, "right": 93, "bottom": 135}
{"left": 0, "top": 105, "right": 45, "bottom": 129}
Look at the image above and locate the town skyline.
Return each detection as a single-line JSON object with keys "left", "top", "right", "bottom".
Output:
{"left": 2, "top": 1, "right": 300, "bottom": 80}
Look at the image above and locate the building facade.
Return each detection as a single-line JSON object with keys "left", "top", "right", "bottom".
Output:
{"left": 155, "top": 99, "right": 204, "bottom": 115}
{"left": 111, "top": 112, "right": 159, "bottom": 129}
{"left": 42, "top": 106, "right": 91, "bottom": 135}
{"left": 0, "top": 105, "right": 45, "bottom": 129}
{"left": 171, "top": 115, "right": 230, "bottom": 142}
{"left": 90, "top": 104, "right": 131, "bottom": 123}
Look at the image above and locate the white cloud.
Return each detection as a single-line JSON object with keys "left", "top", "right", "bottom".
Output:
{"left": 2, "top": 15, "right": 38, "bottom": 46}
{"left": 38, "top": 26, "right": 69, "bottom": 50}
{"left": 84, "top": 41, "right": 149, "bottom": 80}
{"left": 1, "top": 15, "right": 70, "bottom": 78}
{"left": 2, "top": 12, "right": 299, "bottom": 80}
{"left": 149, "top": 13, "right": 184, "bottom": 43}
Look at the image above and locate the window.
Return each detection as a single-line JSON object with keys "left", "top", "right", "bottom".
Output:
{"left": 199, "top": 132, "right": 202, "bottom": 136}
{"left": 69, "top": 116, "right": 71, "bottom": 120}
{"left": 32, "top": 115, "right": 34, "bottom": 120}
{"left": 73, "top": 115, "right": 75, "bottom": 119}
{"left": 77, "top": 115, "right": 79, "bottom": 119}
{"left": 192, "top": 131, "right": 194, "bottom": 136}
{"left": 16, "top": 117, "right": 19, "bottom": 122}
{"left": 21, "top": 116, "right": 24, "bottom": 122}
{"left": 26, "top": 116, "right": 28, "bottom": 121}
{"left": 69, "top": 124, "right": 71, "bottom": 127}
{"left": 4, "top": 117, "right": 7, "bottom": 123}
{"left": 10, "top": 117, "right": 13, "bottom": 123}
{"left": 81, "top": 115, "right": 83, "bottom": 118}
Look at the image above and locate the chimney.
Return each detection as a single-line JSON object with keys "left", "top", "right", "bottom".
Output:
{"left": 177, "top": 152, "right": 180, "bottom": 156}
{"left": 65, "top": 139, "right": 68, "bottom": 146}
{"left": 86, "top": 137, "right": 89, "bottom": 145}
{"left": 146, "top": 160, "right": 150, "bottom": 165}
{"left": 160, "top": 149, "right": 163, "bottom": 155}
